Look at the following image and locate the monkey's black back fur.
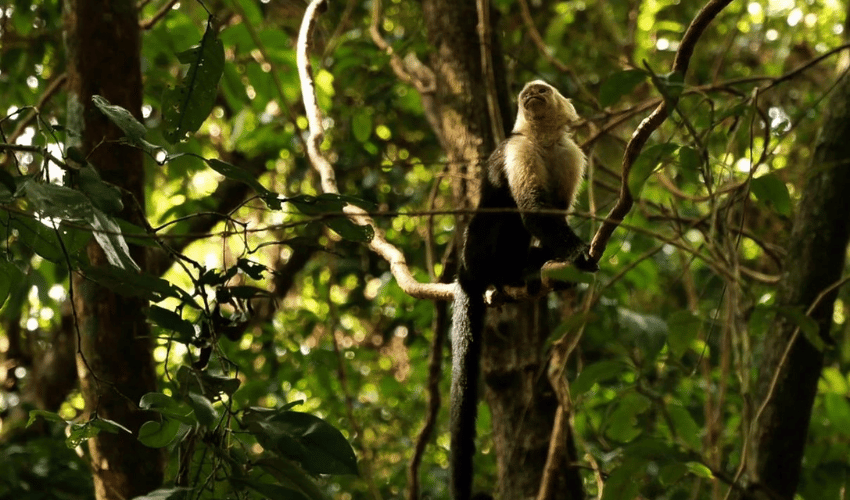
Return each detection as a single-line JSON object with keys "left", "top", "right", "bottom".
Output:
{"left": 450, "top": 134, "right": 594, "bottom": 500}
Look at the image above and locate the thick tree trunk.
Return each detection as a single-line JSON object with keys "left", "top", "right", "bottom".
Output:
{"left": 421, "top": 1, "right": 582, "bottom": 498}
{"left": 63, "top": 1, "right": 163, "bottom": 498}
{"left": 744, "top": 69, "right": 850, "bottom": 500}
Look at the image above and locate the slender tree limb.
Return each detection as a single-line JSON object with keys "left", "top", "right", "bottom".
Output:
{"left": 477, "top": 0, "right": 504, "bottom": 144}
{"left": 138, "top": 0, "right": 179, "bottom": 30}
{"left": 589, "top": 0, "right": 734, "bottom": 261}
{"left": 369, "top": 0, "right": 435, "bottom": 95}
{"left": 297, "top": 0, "right": 454, "bottom": 300}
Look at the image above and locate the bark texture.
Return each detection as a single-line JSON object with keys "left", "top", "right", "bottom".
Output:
{"left": 745, "top": 69, "right": 850, "bottom": 500}
{"left": 63, "top": 0, "right": 163, "bottom": 498}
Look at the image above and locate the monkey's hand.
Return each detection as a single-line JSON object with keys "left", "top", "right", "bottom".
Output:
{"left": 570, "top": 244, "right": 599, "bottom": 273}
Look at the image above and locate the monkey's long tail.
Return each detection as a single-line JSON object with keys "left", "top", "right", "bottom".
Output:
{"left": 450, "top": 279, "right": 485, "bottom": 500}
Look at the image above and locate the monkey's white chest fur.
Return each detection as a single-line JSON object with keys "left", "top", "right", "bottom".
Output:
{"left": 503, "top": 133, "right": 586, "bottom": 210}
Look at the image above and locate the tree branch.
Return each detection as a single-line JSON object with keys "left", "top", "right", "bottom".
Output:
{"left": 589, "top": 0, "right": 734, "bottom": 261}
{"left": 297, "top": 0, "right": 454, "bottom": 301}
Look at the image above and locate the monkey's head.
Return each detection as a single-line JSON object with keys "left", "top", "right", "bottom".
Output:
{"left": 515, "top": 80, "right": 579, "bottom": 132}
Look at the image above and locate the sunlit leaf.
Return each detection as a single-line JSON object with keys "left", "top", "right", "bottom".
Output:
{"left": 750, "top": 173, "right": 791, "bottom": 217}
{"left": 27, "top": 409, "right": 67, "bottom": 427}
{"left": 148, "top": 305, "right": 196, "bottom": 343}
{"left": 161, "top": 22, "right": 225, "bottom": 143}
{"left": 130, "top": 487, "right": 192, "bottom": 500}
{"left": 67, "top": 421, "right": 101, "bottom": 448}
{"left": 685, "top": 461, "right": 714, "bottom": 479}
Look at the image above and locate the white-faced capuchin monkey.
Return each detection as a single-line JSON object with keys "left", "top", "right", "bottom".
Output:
{"left": 450, "top": 80, "right": 598, "bottom": 500}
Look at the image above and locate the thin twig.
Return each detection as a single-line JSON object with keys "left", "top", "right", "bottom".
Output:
{"left": 139, "top": 0, "right": 180, "bottom": 30}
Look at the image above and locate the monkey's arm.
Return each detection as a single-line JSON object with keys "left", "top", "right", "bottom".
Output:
{"left": 503, "top": 147, "right": 596, "bottom": 271}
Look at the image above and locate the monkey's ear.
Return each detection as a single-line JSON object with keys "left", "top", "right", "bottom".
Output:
{"left": 561, "top": 98, "right": 580, "bottom": 125}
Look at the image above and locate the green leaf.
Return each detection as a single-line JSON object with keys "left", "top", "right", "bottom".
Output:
{"left": 629, "top": 143, "right": 679, "bottom": 199}
{"left": 130, "top": 487, "right": 191, "bottom": 500}
{"left": 148, "top": 305, "right": 196, "bottom": 342}
{"left": 750, "top": 173, "right": 791, "bottom": 217}
{"left": 76, "top": 165, "right": 123, "bottom": 214}
{"left": 677, "top": 145, "right": 702, "bottom": 185}
{"left": 236, "top": 258, "right": 266, "bottom": 280}
{"left": 186, "top": 392, "right": 218, "bottom": 427}
{"left": 175, "top": 365, "right": 241, "bottom": 398}
{"left": 139, "top": 392, "right": 196, "bottom": 425}
{"left": 162, "top": 22, "right": 225, "bottom": 143}
{"left": 138, "top": 418, "right": 182, "bottom": 448}
{"left": 659, "top": 462, "right": 689, "bottom": 486}
{"left": 600, "top": 459, "right": 643, "bottom": 500}
{"left": 83, "top": 265, "right": 192, "bottom": 305}
{"left": 23, "top": 180, "right": 139, "bottom": 270}
{"left": 88, "top": 207, "right": 140, "bottom": 271}
{"left": 27, "top": 409, "right": 67, "bottom": 427}
{"left": 231, "top": 478, "right": 311, "bottom": 500}
{"left": 666, "top": 310, "right": 700, "bottom": 359}
{"left": 685, "top": 461, "right": 714, "bottom": 479}
{"left": 91, "top": 95, "right": 147, "bottom": 143}
{"left": 572, "top": 361, "right": 624, "bottom": 397}
{"left": 599, "top": 69, "right": 648, "bottom": 108}
{"left": 244, "top": 408, "right": 358, "bottom": 475}
{"left": 287, "top": 193, "right": 376, "bottom": 215}
{"left": 0, "top": 260, "right": 24, "bottom": 309}
{"left": 90, "top": 418, "right": 133, "bottom": 435}
{"left": 67, "top": 421, "right": 101, "bottom": 448}
{"left": 654, "top": 70, "right": 686, "bottom": 102}
{"left": 824, "top": 394, "right": 850, "bottom": 436}
{"left": 24, "top": 180, "right": 94, "bottom": 221}
{"left": 256, "top": 458, "right": 333, "bottom": 500}
{"left": 204, "top": 158, "right": 281, "bottom": 209}
{"left": 287, "top": 194, "right": 375, "bottom": 242}
{"left": 777, "top": 306, "right": 824, "bottom": 351}
{"left": 667, "top": 404, "right": 701, "bottom": 450}
{"left": 10, "top": 217, "right": 91, "bottom": 263}
{"left": 323, "top": 216, "right": 375, "bottom": 243}
{"left": 270, "top": 411, "right": 358, "bottom": 475}
{"left": 605, "top": 393, "right": 651, "bottom": 443}
{"left": 352, "top": 111, "right": 372, "bottom": 143}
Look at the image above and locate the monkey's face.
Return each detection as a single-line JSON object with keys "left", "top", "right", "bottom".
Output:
{"left": 518, "top": 80, "right": 578, "bottom": 128}
{"left": 520, "top": 82, "right": 555, "bottom": 119}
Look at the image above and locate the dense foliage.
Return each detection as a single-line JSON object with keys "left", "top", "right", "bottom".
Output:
{"left": 1, "top": 0, "right": 849, "bottom": 499}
